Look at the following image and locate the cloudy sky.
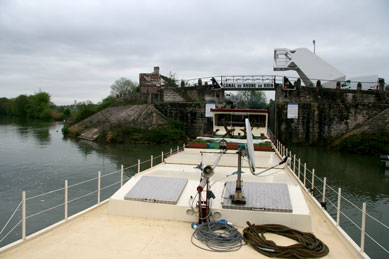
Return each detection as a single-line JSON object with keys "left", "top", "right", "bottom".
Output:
{"left": 0, "top": 0, "right": 388, "bottom": 105}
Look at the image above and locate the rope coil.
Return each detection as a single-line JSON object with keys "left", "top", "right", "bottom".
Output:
{"left": 243, "top": 222, "right": 329, "bottom": 258}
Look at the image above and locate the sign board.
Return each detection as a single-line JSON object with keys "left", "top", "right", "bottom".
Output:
{"left": 287, "top": 103, "right": 298, "bottom": 119}
{"left": 205, "top": 102, "right": 216, "bottom": 118}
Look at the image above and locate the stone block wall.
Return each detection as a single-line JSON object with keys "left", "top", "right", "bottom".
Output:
{"left": 155, "top": 102, "right": 212, "bottom": 138}
{"left": 272, "top": 85, "right": 389, "bottom": 144}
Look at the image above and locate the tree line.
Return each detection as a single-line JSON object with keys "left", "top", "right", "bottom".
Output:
{"left": 0, "top": 92, "right": 54, "bottom": 120}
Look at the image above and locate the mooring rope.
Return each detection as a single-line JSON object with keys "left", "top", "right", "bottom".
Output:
{"left": 243, "top": 222, "right": 329, "bottom": 258}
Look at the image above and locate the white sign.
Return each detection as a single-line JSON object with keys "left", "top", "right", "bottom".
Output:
{"left": 205, "top": 102, "right": 216, "bottom": 118}
{"left": 287, "top": 103, "right": 298, "bottom": 119}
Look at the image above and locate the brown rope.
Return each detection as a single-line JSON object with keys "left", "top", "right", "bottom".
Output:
{"left": 243, "top": 222, "right": 329, "bottom": 258}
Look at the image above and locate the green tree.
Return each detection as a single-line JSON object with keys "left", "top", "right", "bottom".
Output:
{"left": 26, "top": 91, "right": 51, "bottom": 119}
{"left": 227, "top": 91, "right": 267, "bottom": 109}
{"left": 110, "top": 78, "right": 138, "bottom": 97}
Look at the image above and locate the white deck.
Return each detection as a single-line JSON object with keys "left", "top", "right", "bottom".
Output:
{"left": 0, "top": 148, "right": 365, "bottom": 258}
{"left": 109, "top": 149, "right": 311, "bottom": 231}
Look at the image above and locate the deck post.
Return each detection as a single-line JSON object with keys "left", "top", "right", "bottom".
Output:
{"left": 161, "top": 151, "right": 164, "bottom": 162}
{"left": 97, "top": 171, "right": 101, "bottom": 204}
{"left": 22, "top": 191, "right": 26, "bottom": 240}
{"left": 303, "top": 163, "right": 307, "bottom": 187}
{"left": 120, "top": 165, "right": 123, "bottom": 187}
{"left": 361, "top": 202, "right": 366, "bottom": 253}
{"left": 65, "top": 180, "right": 68, "bottom": 220}
{"left": 151, "top": 155, "right": 153, "bottom": 168}
{"left": 311, "top": 169, "right": 315, "bottom": 194}
{"left": 138, "top": 159, "right": 140, "bottom": 174}
{"left": 321, "top": 177, "right": 327, "bottom": 209}
{"left": 298, "top": 158, "right": 301, "bottom": 179}
{"left": 337, "top": 188, "right": 342, "bottom": 226}
{"left": 293, "top": 154, "right": 296, "bottom": 173}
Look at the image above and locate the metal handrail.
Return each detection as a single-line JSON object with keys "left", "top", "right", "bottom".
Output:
{"left": 0, "top": 145, "right": 185, "bottom": 247}
{"left": 269, "top": 134, "right": 389, "bottom": 256}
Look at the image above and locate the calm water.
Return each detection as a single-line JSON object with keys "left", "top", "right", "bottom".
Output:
{"left": 0, "top": 117, "right": 174, "bottom": 247}
{"left": 287, "top": 145, "right": 389, "bottom": 258}
{"left": 0, "top": 118, "right": 388, "bottom": 257}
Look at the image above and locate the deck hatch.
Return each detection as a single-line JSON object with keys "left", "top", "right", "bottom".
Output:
{"left": 222, "top": 181, "right": 292, "bottom": 212}
{"left": 124, "top": 176, "right": 187, "bottom": 204}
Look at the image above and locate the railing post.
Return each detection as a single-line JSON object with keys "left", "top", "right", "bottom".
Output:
{"left": 183, "top": 144, "right": 185, "bottom": 151}
{"left": 289, "top": 151, "right": 291, "bottom": 161}
{"left": 311, "top": 169, "right": 315, "bottom": 194}
{"left": 161, "top": 151, "right": 164, "bottom": 162}
{"left": 138, "top": 159, "right": 140, "bottom": 174}
{"left": 65, "top": 180, "right": 68, "bottom": 220}
{"left": 170, "top": 148, "right": 172, "bottom": 156}
{"left": 303, "top": 163, "right": 307, "bottom": 187}
{"left": 293, "top": 154, "right": 296, "bottom": 173}
{"left": 97, "top": 171, "right": 101, "bottom": 204}
{"left": 337, "top": 188, "right": 342, "bottom": 226}
{"left": 285, "top": 148, "right": 288, "bottom": 158}
{"left": 177, "top": 146, "right": 179, "bottom": 153}
{"left": 361, "top": 202, "right": 366, "bottom": 253}
{"left": 22, "top": 191, "right": 26, "bottom": 240}
{"left": 298, "top": 158, "right": 301, "bottom": 179}
{"left": 151, "top": 155, "right": 153, "bottom": 168}
{"left": 120, "top": 165, "right": 123, "bottom": 187}
{"left": 321, "top": 177, "right": 327, "bottom": 209}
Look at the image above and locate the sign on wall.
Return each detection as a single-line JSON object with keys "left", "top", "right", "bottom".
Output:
{"left": 287, "top": 103, "right": 298, "bottom": 119}
{"left": 205, "top": 102, "right": 216, "bottom": 117}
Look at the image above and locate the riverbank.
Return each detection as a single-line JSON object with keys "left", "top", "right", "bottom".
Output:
{"left": 63, "top": 104, "right": 187, "bottom": 144}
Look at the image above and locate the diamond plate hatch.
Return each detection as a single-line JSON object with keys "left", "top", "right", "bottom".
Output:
{"left": 222, "top": 181, "right": 292, "bottom": 212}
{"left": 124, "top": 176, "right": 188, "bottom": 204}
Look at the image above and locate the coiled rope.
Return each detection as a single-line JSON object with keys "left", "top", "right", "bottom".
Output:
{"left": 243, "top": 222, "right": 329, "bottom": 258}
{"left": 191, "top": 222, "right": 242, "bottom": 252}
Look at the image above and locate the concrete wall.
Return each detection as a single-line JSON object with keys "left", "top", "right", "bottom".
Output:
{"left": 272, "top": 85, "right": 389, "bottom": 144}
{"left": 155, "top": 103, "right": 213, "bottom": 138}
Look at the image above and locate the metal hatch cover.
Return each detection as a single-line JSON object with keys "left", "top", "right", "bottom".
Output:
{"left": 222, "top": 181, "right": 292, "bottom": 212}
{"left": 124, "top": 176, "right": 188, "bottom": 204}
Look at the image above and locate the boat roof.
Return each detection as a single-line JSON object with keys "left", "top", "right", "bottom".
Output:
{"left": 212, "top": 108, "right": 268, "bottom": 114}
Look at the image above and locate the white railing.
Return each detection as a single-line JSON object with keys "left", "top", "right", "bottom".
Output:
{"left": 0, "top": 144, "right": 186, "bottom": 250}
{"left": 271, "top": 136, "right": 389, "bottom": 258}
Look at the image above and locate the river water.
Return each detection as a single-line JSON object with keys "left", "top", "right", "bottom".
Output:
{"left": 0, "top": 118, "right": 388, "bottom": 257}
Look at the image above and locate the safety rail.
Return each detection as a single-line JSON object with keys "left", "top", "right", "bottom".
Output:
{"left": 0, "top": 144, "right": 186, "bottom": 250}
{"left": 271, "top": 135, "right": 389, "bottom": 258}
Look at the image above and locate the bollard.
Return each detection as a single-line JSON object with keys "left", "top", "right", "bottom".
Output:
{"left": 120, "top": 165, "right": 123, "bottom": 187}
{"left": 361, "top": 202, "right": 366, "bottom": 253}
{"left": 65, "top": 180, "right": 68, "bottom": 220}
{"left": 337, "top": 188, "right": 342, "bottom": 226}
{"left": 321, "top": 177, "right": 327, "bottom": 210}
{"left": 22, "top": 191, "right": 26, "bottom": 240}
{"left": 97, "top": 171, "right": 101, "bottom": 204}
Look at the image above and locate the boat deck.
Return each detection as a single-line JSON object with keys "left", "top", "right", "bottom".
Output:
{"left": 0, "top": 195, "right": 355, "bottom": 258}
{"left": 0, "top": 148, "right": 360, "bottom": 258}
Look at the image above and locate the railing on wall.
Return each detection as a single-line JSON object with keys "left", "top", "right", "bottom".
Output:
{"left": 269, "top": 130, "right": 389, "bottom": 258}
{"left": 0, "top": 145, "right": 186, "bottom": 250}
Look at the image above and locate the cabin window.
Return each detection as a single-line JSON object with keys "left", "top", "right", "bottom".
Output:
{"left": 215, "top": 113, "right": 266, "bottom": 128}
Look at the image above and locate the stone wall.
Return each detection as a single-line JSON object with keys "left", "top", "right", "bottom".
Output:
{"left": 155, "top": 102, "right": 213, "bottom": 138}
{"left": 272, "top": 85, "right": 389, "bottom": 144}
{"left": 162, "top": 86, "right": 224, "bottom": 104}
